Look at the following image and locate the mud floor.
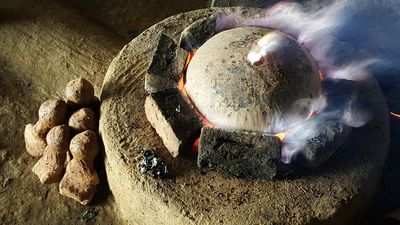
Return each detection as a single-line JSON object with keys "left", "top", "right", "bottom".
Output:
{"left": 0, "top": 0, "right": 206, "bottom": 224}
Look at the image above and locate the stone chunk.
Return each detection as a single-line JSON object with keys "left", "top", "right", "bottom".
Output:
{"left": 197, "top": 127, "right": 283, "bottom": 180}
{"left": 179, "top": 14, "right": 217, "bottom": 51}
{"left": 144, "top": 90, "right": 203, "bottom": 157}
{"left": 145, "top": 34, "right": 187, "bottom": 94}
{"left": 292, "top": 119, "right": 352, "bottom": 168}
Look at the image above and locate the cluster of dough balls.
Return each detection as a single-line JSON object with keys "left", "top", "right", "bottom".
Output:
{"left": 24, "top": 78, "right": 100, "bottom": 205}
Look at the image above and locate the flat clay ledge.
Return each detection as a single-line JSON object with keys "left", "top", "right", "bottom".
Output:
{"left": 99, "top": 7, "right": 390, "bottom": 225}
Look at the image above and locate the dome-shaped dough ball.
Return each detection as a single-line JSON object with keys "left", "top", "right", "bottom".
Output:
{"left": 185, "top": 27, "right": 321, "bottom": 132}
{"left": 68, "top": 108, "right": 97, "bottom": 133}
{"left": 70, "top": 130, "right": 99, "bottom": 161}
{"left": 38, "top": 99, "right": 67, "bottom": 127}
{"left": 65, "top": 78, "right": 94, "bottom": 105}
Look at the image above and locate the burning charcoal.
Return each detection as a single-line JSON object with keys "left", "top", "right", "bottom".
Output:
{"left": 139, "top": 149, "right": 168, "bottom": 179}
{"left": 179, "top": 14, "right": 217, "bottom": 51}
{"left": 291, "top": 118, "right": 352, "bottom": 168}
{"left": 197, "top": 127, "right": 286, "bottom": 180}
{"left": 145, "top": 34, "right": 187, "bottom": 94}
{"left": 145, "top": 90, "right": 203, "bottom": 157}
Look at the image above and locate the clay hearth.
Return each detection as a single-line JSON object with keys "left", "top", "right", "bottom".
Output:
{"left": 100, "top": 7, "right": 389, "bottom": 225}
{"left": 142, "top": 12, "right": 352, "bottom": 178}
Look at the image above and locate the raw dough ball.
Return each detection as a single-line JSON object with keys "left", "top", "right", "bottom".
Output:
{"left": 65, "top": 78, "right": 94, "bottom": 105}
{"left": 68, "top": 108, "right": 97, "bottom": 133}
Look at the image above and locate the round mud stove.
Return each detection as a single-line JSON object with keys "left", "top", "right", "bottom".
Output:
{"left": 100, "top": 7, "right": 389, "bottom": 225}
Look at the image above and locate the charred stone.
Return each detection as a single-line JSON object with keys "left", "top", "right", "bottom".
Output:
{"left": 179, "top": 14, "right": 217, "bottom": 51}
{"left": 145, "top": 34, "right": 187, "bottom": 94}
{"left": 197, "top": 127, "right": 285, "bottom": 180}
{"left": 144, "top": 90, "right": 203, "bottom": 157}
{"left": 291, "top": 118, "right": 352, "bottom": 168}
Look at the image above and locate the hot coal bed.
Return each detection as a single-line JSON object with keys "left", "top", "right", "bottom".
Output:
{"left": 144, "top": 13, "right": 353, "bottom": 180}
{"left": 100, "top": 7, "right": 390, "bottom": 225}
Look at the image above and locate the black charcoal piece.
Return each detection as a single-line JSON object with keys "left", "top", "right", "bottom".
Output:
{"left": 143, "top": 149, "right": 155, "bottom": 161}
{"left": 145, "top": 90, "right": 203, "bottom": 157}
{"left": 179, "top": 14, "right": 217, "bottom": 51}
{"left": 139, "top": 149, "right": 168, "bottom": 179}
{"left": 197, "top": 127, "right": 284, "bottom": 180}
{"left": 291, "top": 118, "right": 352, "bottom": 168}
{"left": 152, "top": 162, "right": 168, "bottom": 179}
{"left": 145, "top": 34, "right": 188, "bottom": 94}
{"left": 139, "top": 149, "right": 156, "bottom": 173}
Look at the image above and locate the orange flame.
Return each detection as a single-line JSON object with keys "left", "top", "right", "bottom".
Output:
{"left": 177, "top": 50, "right": 213, "bottom": 128}
{"left": 177, "top": 51, "right": 196, "bottom": 97}
{"left": 177, "top": 51, "right": 214, "bottom": 153}
{"left": 185, "top": 51, "right": 195, "bottom": 68}
{"left": 177, "top": 75, "right": 188, "bottom": 96}
{"left": 390, "top": 111, "right": 400, "bottom": 119}
{"left": 275, "top": 132, "right": 286, "bottom": 141}
{"left": 319, "top": 70, "right": 324, "bottom": 81}
{"left": 193, "top": 138, "right": 200, "bottom": 152}
{"left": 306, "top": 111, "right": 317, "bottom": 120}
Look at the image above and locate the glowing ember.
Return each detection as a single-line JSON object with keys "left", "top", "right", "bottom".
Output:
{"left": 177, "top": 51, "right": 215, "bottom": 152}
{"left": 177, "top": 50, "right": 213, "bottom": 129}
{"left": 185, "top": 51, "right": 196, "bottom": 68}
{"left": 177, "top": 75, "right": 187, "bottom": 96}
{"left": 192, "top": 138, "right": 200, "bottom": 152}
{"left": 390, "top": 111, "right": 400, "bottom": 119}
{"left": 319, "top": 70, "right": 324, "bottom": 81}
{"left": 306, "top": 111, "right": 318, "bottom": 120}
{"left": 274, "top": 132, "right": 286, "bottom": 141}
{"left": 178, "top": 51, "right": 195, "bottom": 97}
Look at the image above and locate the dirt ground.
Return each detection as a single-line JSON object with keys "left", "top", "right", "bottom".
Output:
{"left": 0, "top": 0, "right": 206, "bottom": 224}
